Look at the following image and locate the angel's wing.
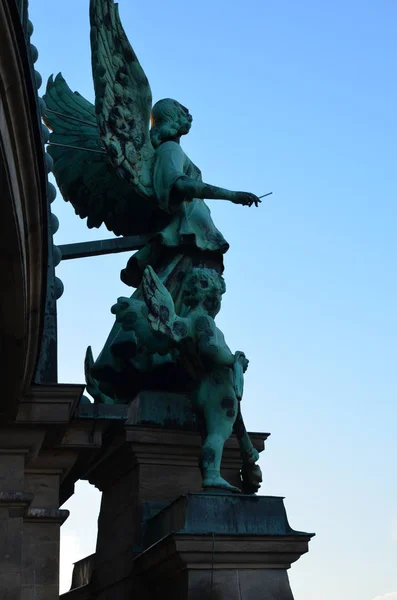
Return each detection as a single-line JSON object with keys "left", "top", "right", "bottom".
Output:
{"left": 142, "top": 267, "right": 190, "bottom": 342}
{"left": 43, "top": 74, "right": 165, "bottom": 235}
{"left": 90, "top": 0, "right": 155, "bottom": 194}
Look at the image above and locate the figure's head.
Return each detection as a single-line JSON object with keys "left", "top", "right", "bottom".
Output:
{"left": 150, "top": 98, "right": 192, "bottom": 148}
{"left": 182, "top": 268, "right": 226, "bottom": 317}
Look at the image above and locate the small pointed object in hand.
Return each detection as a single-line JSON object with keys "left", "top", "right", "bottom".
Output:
{"left": 258, "top": 192, "right": 273, "bottom": 199}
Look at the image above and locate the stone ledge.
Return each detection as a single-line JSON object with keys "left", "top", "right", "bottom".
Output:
{"left": 17, "top": 384, "right": 84, "bottom": 424}
{"left": 61, "top": 585, "right": 92, "bottom": 600}
{"left": 0, "top": 491, "right": 33, "bottom": 507}
{"left": 75, "top": 403, "right": 128, "bottom": 420}
{"left": 130, "top": 493, "right": 314, "bottom": 600}
{"left": 144, "top": 494, "right": 313, "bottom": 550}
{"left": 135, "top": 532, "right": 313, "bottom": 573}
{"left": 24, "top": 507, "right": 69, "bottom": 524}
{"left": 0, "top": 494, "right": 70, "bottom": 523}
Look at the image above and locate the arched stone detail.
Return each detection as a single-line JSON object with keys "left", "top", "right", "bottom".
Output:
{"left": 0, "top": 1, "right": 48, "bottom": 419}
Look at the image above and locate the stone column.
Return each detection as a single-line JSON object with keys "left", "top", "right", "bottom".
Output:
{"left": 21, "top": 510, "right": 68, "bottom": 600}
{"left": 0, "top": 383, "right": 86, "bottom": 600}
{"left": 22, "top": 468, "right": 69, "bottom": 600}
{"left": 0, "top": 431, "right": 41, "bottom": 600}
{"left": 0, "top": 489, "right": 32, "bottom": 600}
{"left": 0, "top": 443, "right": 69, "bottom": 600}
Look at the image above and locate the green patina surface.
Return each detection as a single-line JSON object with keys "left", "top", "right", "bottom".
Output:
{"left": 76, "top": 390, "right": 197, "bottom": 428}
{"left": 128, "top": 390, "right": 199, "bottom": 431}
{"left": 44, "top": 0, "right": 264, "bottom": 494}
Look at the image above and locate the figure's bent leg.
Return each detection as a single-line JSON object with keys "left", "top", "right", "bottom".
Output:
{"left": 200, "top": 393, "right": 240, "bottom": 492}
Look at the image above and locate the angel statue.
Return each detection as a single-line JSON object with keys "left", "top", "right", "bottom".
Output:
{"left": 43, "top": 0, "right": 263, "bottom": 491}
{"left": 111, "top": 265, "right": 262, "bottom": 493}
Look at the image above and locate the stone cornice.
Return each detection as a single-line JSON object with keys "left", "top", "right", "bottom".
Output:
{"left": 18, "top": 384, "right": 85, "bottom": 424}
{"left": 24, "top": 507, "right": 69, "bottom": 524}
{"left": 0, "top": 492, "right": 33, "bottom": 507}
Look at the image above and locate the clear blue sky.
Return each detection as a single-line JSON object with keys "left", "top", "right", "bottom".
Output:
{"left": 29, "top": 1, "right": 397, "bottom": 598}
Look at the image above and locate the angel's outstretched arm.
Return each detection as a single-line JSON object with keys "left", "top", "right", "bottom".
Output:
{"left": 174, "top": 177, "right": 261, "bottom": 207}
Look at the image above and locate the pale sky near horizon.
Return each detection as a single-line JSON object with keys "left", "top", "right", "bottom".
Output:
{"left": 28, "top": 1, "right": 397, "bottom": 598}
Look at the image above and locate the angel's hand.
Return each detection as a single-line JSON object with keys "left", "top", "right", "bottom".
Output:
{"left": 232, "top": 192, "right": 261, "bottom": 208}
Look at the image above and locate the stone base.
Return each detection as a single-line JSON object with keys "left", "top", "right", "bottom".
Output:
{"left": 60, "top": 392, "right": 313, "bottom": 599}
{"left": 85, "top": 391, "right": 269, "bottom": 581}
{"left": 132, "top": 493, "right": 313, "bottom": 599}
{"left": 63, "top": 494, "right": 313, "bottom": 600}
{"left": 136, "top": 553, "right": 296, "bottom": 600}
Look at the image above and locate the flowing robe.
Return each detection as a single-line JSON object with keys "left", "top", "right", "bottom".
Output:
{"left": 92, "top": 141, "right": 229, "bottom": 399}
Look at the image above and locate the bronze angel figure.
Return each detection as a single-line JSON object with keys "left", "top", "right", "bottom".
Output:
{"left": 43, "top": 0, "right": 263, "bottom": 492}
{"left": 44, "top": 0, "right": 261, "bottom": 393}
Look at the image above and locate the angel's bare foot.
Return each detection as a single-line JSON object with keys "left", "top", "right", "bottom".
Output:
{"left": 202, "top": 474, "right": 241, "bottom": 493}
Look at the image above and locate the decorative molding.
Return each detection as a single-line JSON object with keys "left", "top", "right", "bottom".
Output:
{"left": 17, "top": 384, "right": 84, "bottom": 424}
{"left": 24, "top": 507, "right": 69, "bottom": 524}
{"left": 0, "top": 492, "right": 33, "bottom": 507}
{"left": 0, "top": 1, "right": 48, "bottom": 421}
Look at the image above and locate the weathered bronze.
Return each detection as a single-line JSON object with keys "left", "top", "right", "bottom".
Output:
{"left": 43, "top": 0, "right": 263, "bottom": 492}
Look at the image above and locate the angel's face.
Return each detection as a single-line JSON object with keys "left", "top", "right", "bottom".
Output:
{"left": 176, "top": 102, "right": 193, "bottom": 135}
{"left": 202, "top": 280, "right": 224, "bottom": 318}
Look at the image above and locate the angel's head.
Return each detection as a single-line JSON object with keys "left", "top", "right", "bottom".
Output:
{"left": 150, "top": 98, "right": 192, "bottom": 148}
{"left": 182, "top": 268, "right": 226, "bottom": 317}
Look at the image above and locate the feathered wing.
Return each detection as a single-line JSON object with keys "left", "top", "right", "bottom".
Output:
{"left": 43, "top": 74, "right": 161, "bottom": 235}
{"left": 90, "top": 0, "right": 155, "bottom": 195}
{"left": 142, "top": 267, "right": 190, "bottom": 342}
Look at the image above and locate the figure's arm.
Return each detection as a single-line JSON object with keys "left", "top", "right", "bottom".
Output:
{"left": 195, "top": 316, "right": 235, "bottom": 366}
{"left": 174, "top": 177, "right": 261, "bottom": 207}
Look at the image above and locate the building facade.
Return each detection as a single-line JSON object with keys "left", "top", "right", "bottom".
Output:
{"left": 0, "top": 3, "right": 85, "bottom": 598}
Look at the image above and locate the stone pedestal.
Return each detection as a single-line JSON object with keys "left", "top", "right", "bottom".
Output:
{"left": 82, "top": 392, "right": 268, "bottom": 596}
{"left": 62, "top": 391, "right": 313, "bottom": 600}
{"left": 134, "top": 494, "right": 313, "bottom": 600}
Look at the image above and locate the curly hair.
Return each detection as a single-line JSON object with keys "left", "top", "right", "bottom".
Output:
{"left": 182, "top": 268, "right": 226, "bottom": 315}
{"left": 150, "top": 98, "right": 190, "bottom": 148}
